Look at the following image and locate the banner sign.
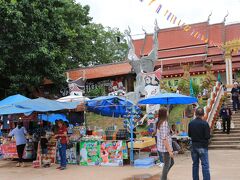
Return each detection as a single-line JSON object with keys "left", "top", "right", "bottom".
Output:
{"left": 100, "top": 141, "right": 124, "bottom": 167}
{"left": 80, "top": 141, "right": 101, "bottom": 166}
{"left": 0, "top": 143, "right": 18, "bottom": 159}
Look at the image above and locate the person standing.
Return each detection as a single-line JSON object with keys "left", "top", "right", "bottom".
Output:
{"left": 55, "top": 120, "right": 68, "bottom": 170}
{"left": 156, "top": 107, "right": 174, "bottom": 180}
{"left": 219, "top": 104, "right": 232, "bottom": 134}
{"left": 8, "top": 121, "right": 27, "bottom": 167}
{"left": 188, "top": 107, "right": 211, "bottom": 180}
{"left": 152, "top": 116, "right": 164, "bottom": 168}
{"left": 231, "top": 82, "right": 240, "bottom": 112}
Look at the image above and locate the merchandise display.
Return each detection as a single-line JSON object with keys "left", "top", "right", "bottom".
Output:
{"left": 56, "top": 141, "right": 78, "bottom": 164}
{"left": 69, "top": 126, "right": 85, "bottom": 141}
{"left": 36, "top": 138, "right": 57, "bottom": 167}
{"left": 81, "top": 135, "right": 102, "bottom": 141}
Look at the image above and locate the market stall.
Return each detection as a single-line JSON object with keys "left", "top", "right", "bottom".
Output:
{"left": 0, "top": 95, "right": 80, "bottom": 162}
{"left": 86, "top": 96, "right": 141, "bottom": 165}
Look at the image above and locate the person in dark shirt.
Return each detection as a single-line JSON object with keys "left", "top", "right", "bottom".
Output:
{"left": 231, "top": 82, "right": 240, "bottom": 111}
{"left": 219, "top": 104, "right": 232, "bottom": 134}
{"left": 40, "top": 131, "right": 48, "bottom": 156}
{"left": 188, "top": 107, "right": 210, "bottom": 180}
{"left": 55, "top": 120, "right": 68, "bottom": 170}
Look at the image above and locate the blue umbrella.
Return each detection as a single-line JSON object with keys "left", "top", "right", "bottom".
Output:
{"left": 38, "top": 113, "right": 69, "bottom": 123}
{"left": 138, "top": 93, "right": 198, "bottom": 105}
{"left": 0, "top": 94, "right": 30, "bottom": 107}
{"left": 86, "top": 96, "right": 140, "bottom": 117}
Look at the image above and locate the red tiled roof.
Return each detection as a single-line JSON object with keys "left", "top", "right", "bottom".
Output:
{"left": 66, "top": 22, "right": 240, "bottom": 81}
{"left": 68, "top": 63, "right": 132, "bottom": 80}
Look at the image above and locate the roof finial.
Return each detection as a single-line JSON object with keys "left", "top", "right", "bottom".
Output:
{"left": 207, "top": 12, "right": 212, "bottom": 22}
{"left": 223, "top": 11, "right": 229, "bottom": 23}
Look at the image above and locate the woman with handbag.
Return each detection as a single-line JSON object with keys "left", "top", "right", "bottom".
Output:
{"left": 156, "top": 107, "right": 174, "bottom": 180}
{"left": 55, "top": 120, "right": 68, "bottom": 170}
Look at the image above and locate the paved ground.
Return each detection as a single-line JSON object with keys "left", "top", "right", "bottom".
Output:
{"left": 0, "top": 150, "right": 239, "bottom": 180}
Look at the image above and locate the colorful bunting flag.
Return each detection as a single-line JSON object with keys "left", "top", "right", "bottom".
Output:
{"left": 194, "top": 32, "right": 199, "bottom": 38}
{"left": 170, "top": 15, "right": 174, "bottom": 23}
{"left": 178, "top": 19, "right": 182, "bottom": 26}
{"left": 148, "top": 0, "right": 156, "bottom": 6}
{"left": 183, "top": 25, "right": 191, "bottom": 32}
{"left": 156, "top": 4, "right": 162, "bottom": 13}
{"left": 164, "top": 10, "right": 169, "bottom": 16}
{"left": 172, "top": 16, "right": 177, "bottom": 24}
{"left": 167, "top": 13, "right": 172, "bottom": 20}
{"left": 190, "top": 30, "right": 196, "bottom": 36}
{"left": 138, "top": 0, "right": 224, "bottom": 51}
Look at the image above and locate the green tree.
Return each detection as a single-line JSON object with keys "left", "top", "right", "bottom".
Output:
{"left": 0, "top": 0, "right": 127, "bottom": 97}
{"left": 0, "top": 0, "right": 92, "bottom": 96}
{"left": 87, "top": 86, "right": 105, "bottom": 97}
{"left": 192, "top": 81, "right": 200, "bottom": 97}
{"left": 78, "top": 23, "right": 128, "bottom": 66}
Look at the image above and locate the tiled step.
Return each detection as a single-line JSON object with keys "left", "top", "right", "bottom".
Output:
{"left": 212, "top": 133, "right": 240, "bottom": 137}
{"left": 209, "top": 144, "right": 240, "bottom": 149}
{"left": 213, "top": 130, "right": 240, "bottom": 134}
{"left": 209, "top": 101, "right": 240, "bottom": 149}
{"left": 211, "top": 141, "right": 240, "bottom": 145}
{"left": 211, "top": 137, "right": 240, "bottom": 141}
{"left": 215, "top": 127, "right": 240, "bottom": 130}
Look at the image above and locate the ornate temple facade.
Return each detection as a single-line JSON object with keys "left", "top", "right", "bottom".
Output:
{"left": 67, "top": 21, "right": 240, "bottom": 94}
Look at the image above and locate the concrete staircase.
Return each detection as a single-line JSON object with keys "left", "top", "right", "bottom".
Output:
{"left": 209, "top": 101, "right": 240, "bottom": 149}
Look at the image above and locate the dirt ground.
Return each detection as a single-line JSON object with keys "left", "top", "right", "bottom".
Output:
{"left": 0, "top": 150, "right": 239, "bottom": 180}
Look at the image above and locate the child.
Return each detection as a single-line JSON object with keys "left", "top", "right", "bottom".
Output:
{"left": 40, "top": 131, "right": 48, "bottom": 156}
{"left": 216, "top": 120, "right": 222, "bottom": 130}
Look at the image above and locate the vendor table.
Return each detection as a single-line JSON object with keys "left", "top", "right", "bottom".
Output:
{"left": 172, "top": 135, "right": 191, "bottom": 153}
{"left": 127, "top": 137, "right": 155, "bottom": 159}
{"left": 171, "top": 135, "right": 190, "bottom": 140}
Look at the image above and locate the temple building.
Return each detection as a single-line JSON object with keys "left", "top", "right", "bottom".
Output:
{"left": 67, "top": 21, "right": 240, "bottom": 94}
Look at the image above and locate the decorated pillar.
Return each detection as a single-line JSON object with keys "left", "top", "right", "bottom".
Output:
{"left": 223, "top": 39, "right": 240, "bottom": 91}
{"left": 224, "top": 51, "right": 233, "bottom": 90}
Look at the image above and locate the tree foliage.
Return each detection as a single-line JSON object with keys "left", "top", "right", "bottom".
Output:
{"left": 86, "top": 86, "right": 105, "bottom": 98}
{"left": 80, "top": 23, "right": 128, "bottom": 66}
{"left": 0, "top": 0, "right": 127, "bottom": 97}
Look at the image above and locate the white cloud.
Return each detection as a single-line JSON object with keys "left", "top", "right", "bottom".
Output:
{"left": 78, "top": 0, "right": 240, "bottom": 35}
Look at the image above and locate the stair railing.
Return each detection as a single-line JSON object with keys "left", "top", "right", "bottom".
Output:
{"left": 204, "top": 82, "right": 224, "bottom": 129}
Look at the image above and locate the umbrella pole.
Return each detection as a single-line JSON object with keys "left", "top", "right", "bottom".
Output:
{"left": 130, "top": 106, "right": 134, "bottom": 165}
